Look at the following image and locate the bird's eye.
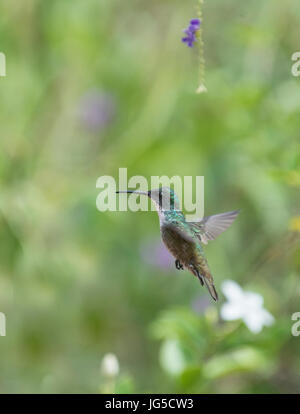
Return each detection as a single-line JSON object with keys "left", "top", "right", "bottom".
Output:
{"left": 159, "top": 188, "right": 163, "bottom": 205}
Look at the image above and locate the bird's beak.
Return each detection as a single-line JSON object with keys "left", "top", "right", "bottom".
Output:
{"left": 116, "top": 190, "right": 149, "bottom": 196}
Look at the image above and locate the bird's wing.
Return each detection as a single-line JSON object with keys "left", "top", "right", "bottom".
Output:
{"left": 189, "top": 210, "right": 240, "bottom": 245}
{"left": 162, "top": 222, "right": 195, "bottom": 245}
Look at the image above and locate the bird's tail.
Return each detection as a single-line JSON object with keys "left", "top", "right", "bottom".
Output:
{"left": 203, "top": 277, "right": 218, "bottom": 301}
{"left": 193, "top": 266, "right": 219, "bottom": 301}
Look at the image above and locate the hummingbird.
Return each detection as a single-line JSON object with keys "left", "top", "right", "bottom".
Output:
{"left": 116, "top": 187, "right": 239, "bottom": 301}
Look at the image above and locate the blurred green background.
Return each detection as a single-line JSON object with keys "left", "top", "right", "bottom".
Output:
{"left": 0, "top": 0, "right": 300, "bottom": 393}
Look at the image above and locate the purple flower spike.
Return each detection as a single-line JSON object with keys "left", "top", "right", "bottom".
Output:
{"left": 181, "top": 18, "right": 201, "bottom": 48}
{"left": 78, "top": 89, "right": 116, "bottom": 132}
{"left": 190, "top": 18, "right": 201, "bottom": 29}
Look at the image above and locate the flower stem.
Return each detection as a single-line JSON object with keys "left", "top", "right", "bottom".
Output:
{"left": 196, "top": 0, "right": 207, "bottom": 93}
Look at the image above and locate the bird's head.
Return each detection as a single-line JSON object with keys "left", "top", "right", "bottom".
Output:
{"left": 116, "top": 187, "right": 181, "bottom": 212}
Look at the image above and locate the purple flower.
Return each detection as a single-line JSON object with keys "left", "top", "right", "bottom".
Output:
{"left": 191, "top": 295, "right": 212, "bottom": 314}
{"left": 78, "top": 89, "right": 116, "bottom": 132}
{"left": 182, "top": 18, "right": 201, "bottom": 48}
{"left": 140, "top": 238, "right": 173, "bottom": 270}
{"left": 190, "top": 19, "right": 201, "bottom": 29}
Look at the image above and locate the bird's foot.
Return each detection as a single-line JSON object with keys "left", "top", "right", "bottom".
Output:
{"left": 190, "top": 264, "right": 204, "bottom": 286}
{"left": 175, "top": 259, "right": 184, "bottom": 270}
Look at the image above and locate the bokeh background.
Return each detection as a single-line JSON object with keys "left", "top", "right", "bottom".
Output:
{"left": 0, "top": 0, "right": 300, "bottom": 393}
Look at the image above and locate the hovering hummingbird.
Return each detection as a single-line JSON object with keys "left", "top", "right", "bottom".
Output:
{"left": 116, "top": 187, "right": 239, "bottom": 301}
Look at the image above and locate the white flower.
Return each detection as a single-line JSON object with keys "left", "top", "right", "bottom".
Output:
{"left": 220, "top": 280, "right": 274, "bottom": 334}
{"left": 100, "top": 353, "right": 119, "bottom": 377}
